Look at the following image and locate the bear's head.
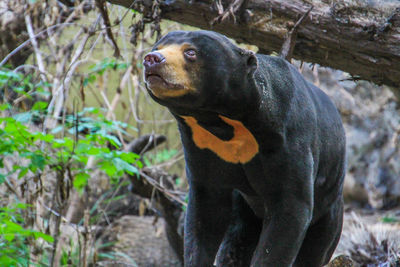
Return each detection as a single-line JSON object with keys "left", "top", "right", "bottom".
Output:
{"left": 143, "top": 31, "right": 258, "bottom": 115}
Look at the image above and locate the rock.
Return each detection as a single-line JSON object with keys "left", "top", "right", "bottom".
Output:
{"left": 97, "top": 215, "right": 181, "bottom": 267}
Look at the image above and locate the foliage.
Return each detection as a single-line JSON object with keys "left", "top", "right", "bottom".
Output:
{"left": 0, "top": 203, "right": 53, "bottom": 266}
{"left": 84, "top": 58, "right": 129, "bottom": 86}
{"left": 0, "top": 68, "right": 50, "bottom": 101}
{"left": 0, "top": 65, "right": 143, "bottom": 265}
{"left": 0, "top": 107, "right": 142, "bottom": 191}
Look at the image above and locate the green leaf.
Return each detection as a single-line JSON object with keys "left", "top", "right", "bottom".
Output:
{"left": 34, "top": 87, "right": 51, "bottom": 97}
{"left": 87, "top": 146, "right": 102, "bottom": 155}
{"left": 18, "top": 168, "right": 29, "bottom": 178}
{"left": 33, "top": 231, "right": 54, "bottom": 243}
{"left": 175, "top": 177, "right": 182, "bottom": 186}
{"left": 13, "top": 112, "right": 32, "bottom": 123}
{"left": 0, "top": 69, "right": 22, "bottom": 80}
{"left": 0, "top": 255, "right": 17, "bottom": 266}
{"left": 4, "top": 220, "right": 24, "bottom": 232}
{"left": 32, "top": 101, "right": 48, "bottom": 111}
{"left": 98, "top": 252, "right": 116, "bottom": 260}
{"left": 71, "top": 154, "right": 88, "bottom": 165}
{"left": 99, "top": 161, "right": 117, "bottom": 177}
{"left": 83, "top": 74, "right": 96, "bottom": 86}
{"left": 31, "top": 153, "right": 46, "bottom": 170}
{"left": 15, "top": 203, "right": 29, "bottom": 209}
{"left": 4, "top": 233, "right": 15, "bottom": 242}
{"left": 81, "top": 107, "right": 101, "bottom": 115}
{"left": 41, "top": 133, "right": 54, "bottom": 143}
{"left": 73, "top": 172, "right": 90, "bottom": 191}
{"left": 112, "top": 158, "right": 138, "bottom": 175}
{"left": 119, "top": 152, "right": 140, "bottom": 163}
{"left": 53, "top": 137, "right": 74, "bottom": 151}
{"left": 51, "top": 125, "right": 63, "bottom": 134}
{"left": 0, "top": 103, "right": 11, "bottom": 111}
{"left": 105, "top": 134, "right": 122, "bottom": 148}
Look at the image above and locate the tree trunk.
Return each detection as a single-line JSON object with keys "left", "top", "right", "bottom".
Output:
{"left": 109, "top": 0, "right": 400, "bottom": 95}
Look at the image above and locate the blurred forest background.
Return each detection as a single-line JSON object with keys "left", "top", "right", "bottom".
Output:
{"left": 0, "top": 0, "right": 399, "bottom": 266}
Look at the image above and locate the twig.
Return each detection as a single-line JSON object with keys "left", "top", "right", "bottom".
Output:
{"left": 138, "top": 170, "right": 187, "bottom": 207}
{"left": 40, "top": 200, "right": 72, "bottom": 224}
{"left": 105, "top": 66, "right": 132, "bottom": 119}
{"left": 4, "top": 176, "right": 21, "bottom": 199}
{"left": 0, "top": 22, "right": 75, "bottom": 68}
{"left": 154, "top": 152, "right": 185, "bottom": 169}
{"left": 128, "top": 72, "right": 144, "bottom": 124}
{"left": 117, "top": 6, "right": 130, "bottom": 61}
{"left": 82, "top": 208, "right": 90, "bottom": 267}
{"left": 95, "top": 0, "right": 121, "bottom": 58}
{"left": 45, "top": 17, "right": 100, "bottom": 130}
{"left": 100, "top": 90, "right": 127, "bottom": 148}
{"left": 90, "top": 177, "right": 129, "bottom": 253}
{"left": 214, "top": 0, "right": 224, "bottom": 16}
{"left": 125, "top": 134, "right": 166, "bottom": 155}
{"left": 279, "top": 6, "right": 314, "bottom": 62}
{"left": 211, "top": 0, "right": 245, "bottom": 25}
{"left": 115, "top": 0, "right": 138, "bottom": 26}
{"left": 50, "top": 171, "right": 67, "bottom": 267}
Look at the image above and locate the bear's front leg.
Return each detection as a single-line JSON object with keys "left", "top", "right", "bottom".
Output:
{"left": 251, "top": 198, "right": 313, "bottom": 267}
{"left": 246, "top": 153, "right": 314, "bottom": 267}
{"left": 184, "top": 183, "right": 232, "bottom": 267}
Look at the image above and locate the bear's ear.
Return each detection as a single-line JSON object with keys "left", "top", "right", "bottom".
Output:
{"left": 242, "top": 50, "right": 258, "bottom": 75}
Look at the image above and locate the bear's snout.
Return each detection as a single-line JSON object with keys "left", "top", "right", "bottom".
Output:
{"left": 143, "top": 52, "right": 165, "bottom": 67}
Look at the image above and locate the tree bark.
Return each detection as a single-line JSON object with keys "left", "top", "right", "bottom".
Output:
{"left": 109, "top": 0, "right": 400, "bottom": 95}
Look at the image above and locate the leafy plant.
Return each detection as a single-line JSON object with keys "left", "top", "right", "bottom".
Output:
{"left": 0, "top": 68, "right": 50, "bottom": 102}
{"left": 0, "top": 78, "right": 143, "bottom": 265}
{"left": 83, "top": 58, "right": 129, "bottom": 86}
{"left": 0, "top": 203, "right": 53, "bottom": 266}
{"left": 0, "top": 105, "right": 142, "bottom": 191}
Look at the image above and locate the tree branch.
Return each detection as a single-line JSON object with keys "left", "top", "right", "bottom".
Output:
{"left": 95, "top": 0, "right": 121, "bottom": 58}
{"left": 279, "top": 6, "right": 313, "bottom": 62}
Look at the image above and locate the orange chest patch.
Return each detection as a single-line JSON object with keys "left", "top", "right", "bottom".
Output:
{"left": 181, "top": 115, "right": 259, "bottom": 164}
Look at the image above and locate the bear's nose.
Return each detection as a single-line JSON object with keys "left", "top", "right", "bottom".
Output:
{"left": 143, "top": 52, "right": 165, "bottom": 69}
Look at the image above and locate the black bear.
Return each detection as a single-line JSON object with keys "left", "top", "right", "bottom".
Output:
{"left": 143, "top": 30, "right": 346, "bottom": 267}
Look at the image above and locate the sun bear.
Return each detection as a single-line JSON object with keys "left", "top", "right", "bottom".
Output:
{"left": 142, "top": 30, "right": 346, "bottom": 267}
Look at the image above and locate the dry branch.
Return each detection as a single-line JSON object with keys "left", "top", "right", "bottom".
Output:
{"left": 279, "top": 6, "right": 313, "bottom": 62}
{"left": 24, "top": 14, "right": 48, "bottom": 83}
{"left": 108, "top": 0, "right": 400, "bottom": 95}
{"left": 95, "top": 0, "right": 121, "bottom": 58}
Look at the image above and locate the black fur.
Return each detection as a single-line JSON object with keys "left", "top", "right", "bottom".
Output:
{"left": 144, "top": 30, "right": 346, "bottom": 267}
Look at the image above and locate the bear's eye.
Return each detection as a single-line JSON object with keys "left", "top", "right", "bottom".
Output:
{"left": 184, "top": 49, "right": 197, "bottom": 61}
